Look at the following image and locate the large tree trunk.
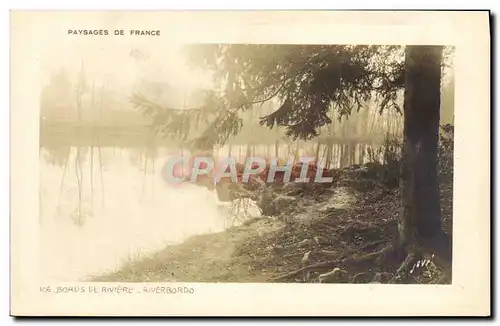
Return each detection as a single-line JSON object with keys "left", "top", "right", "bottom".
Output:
{"left": 399, "top": 45, "right": 451, "bottom": 274}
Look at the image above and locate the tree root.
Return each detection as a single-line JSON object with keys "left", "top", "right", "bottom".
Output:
{"left": 360, "top": 239, "right": 387, "bottom": 252}
{"left": 271, "top": 232, "right": 452, "bottom": 284}
{"left": 271, "top": 245, "right": 394, "bottom": 282}
{"left": 313, "top": 250, "right": 342, "bottom": 259}
{"left": 270, "top": 260, "right": 338, "bottom": 282}
{"left": 389, "top": 232, "right": 452, "bottom": 284}
{"left": 388, "top": 253, "right": 420, "bottom": 284}
{"left": 434, "top": 272, "right": 451, "bottom": 284}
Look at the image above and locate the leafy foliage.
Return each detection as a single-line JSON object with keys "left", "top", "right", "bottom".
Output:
{"left": 365, "top": 124, "right": 454, "bottom": 190}
{"left": 187, "top": 45, "right": 405, "bottom": 140}
{"left": 131, "top": 90, "right": 243, "bottom": 150}
{"left": 366, "top": 136, "right": 403, "bottom": 189}
{"left": 438, "top": 124, "right": 454, "bottom": 176}
{"left": 132, "top": 44, "right": 406, "bottom": 147}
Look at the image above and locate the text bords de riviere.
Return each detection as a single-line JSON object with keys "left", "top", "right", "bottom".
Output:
{"left": 40, "top": 285, "right": 195, "bottom": 295}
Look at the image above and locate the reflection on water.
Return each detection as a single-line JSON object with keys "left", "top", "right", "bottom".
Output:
{"left": 39, "top": 146, "right": 249, "bottom": 282}
{"left": 40, "top": 141, "right": 375, "bottom": 281}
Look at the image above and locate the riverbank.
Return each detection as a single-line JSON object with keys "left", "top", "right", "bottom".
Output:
{"left": 94, "top": 159, "right": 453, "bottom": 284}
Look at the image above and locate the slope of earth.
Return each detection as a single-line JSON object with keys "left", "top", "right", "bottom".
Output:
{"left": 94, "top": 161, "right": 453, "bottom": 284}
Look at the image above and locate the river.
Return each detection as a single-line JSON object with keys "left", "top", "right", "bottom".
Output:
{"left": 39, "top": 141, "right": 376, "bottom": 281}
{"left": 39, "top": 145, "right": 265, "bottom": 282}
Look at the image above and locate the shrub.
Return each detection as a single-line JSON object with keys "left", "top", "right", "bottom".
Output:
{"left": 438, "top": 124, "right": 454, "bottom": 177}
{"left": 365, "top": 125, "right": 454, "bottom": 189}
{"left": 366, "top": 135, "right": 403, "bottom": 189}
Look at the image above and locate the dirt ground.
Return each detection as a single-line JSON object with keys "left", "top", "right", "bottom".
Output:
{"left": 94, "top": 161, "right": 453, "bottom": 284}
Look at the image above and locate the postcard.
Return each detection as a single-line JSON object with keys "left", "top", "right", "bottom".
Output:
{"left": 10, "top": 10, "right": 490, "bottom": 316}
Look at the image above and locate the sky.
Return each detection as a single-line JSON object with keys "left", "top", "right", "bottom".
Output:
{"left": 40, "top": 41, "right": 454, "bottom": 105}
{"left": 40, "top": 39, "right": 214, "bottom": 96}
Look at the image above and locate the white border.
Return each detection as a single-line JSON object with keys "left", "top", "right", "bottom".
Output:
{"left": 4, "top": 2, "right": 496, "bottom": 324}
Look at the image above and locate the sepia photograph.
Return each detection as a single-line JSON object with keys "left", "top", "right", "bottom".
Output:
{"left": 10, "top": 11, "right": 490, "bottom": 316}
{"left": 39, "top": 43, "right": 455, "bottom": 285}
